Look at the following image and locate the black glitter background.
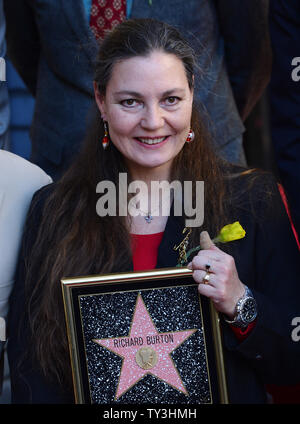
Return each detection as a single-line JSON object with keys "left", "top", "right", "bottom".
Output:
{"left": 79, "top": 285, "right": 212, "bottom": 404}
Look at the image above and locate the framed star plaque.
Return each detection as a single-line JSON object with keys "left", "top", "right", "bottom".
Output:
{"left": 61, "top": 267, "right": 228, "bottom": 404}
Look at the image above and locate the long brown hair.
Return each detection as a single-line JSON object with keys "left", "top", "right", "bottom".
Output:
{"left": 24, "top": 19, "right": 234, "bottom": 389}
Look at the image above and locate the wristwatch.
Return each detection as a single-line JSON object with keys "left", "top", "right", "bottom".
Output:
{"left": 224, "top": 285, "right": 257, "bottom": 328}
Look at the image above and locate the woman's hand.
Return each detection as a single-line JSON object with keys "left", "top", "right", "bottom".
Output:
{"left": 187, "top": 231, "right": 245, "bottom": 318}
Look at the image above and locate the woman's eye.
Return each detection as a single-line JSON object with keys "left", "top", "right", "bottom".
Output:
{"left": 121, "top": 99, "right": 139, "bottom": 107}
{"left": 165, "top": 96, "right": 180, "bottom": 105}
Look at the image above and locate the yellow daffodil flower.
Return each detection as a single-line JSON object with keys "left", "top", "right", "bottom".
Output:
{"left": 178, "top": 222, "right": 246, "bottom": 266}
{"left": 213, "top": 221, "right": 246, "bottom": 243}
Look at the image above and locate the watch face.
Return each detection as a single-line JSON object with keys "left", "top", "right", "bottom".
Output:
{"left": 241, "top": 298, "right": 257, "bottom": 323}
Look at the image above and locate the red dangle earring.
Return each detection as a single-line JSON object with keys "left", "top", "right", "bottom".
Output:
{"left": 102, "top": 121, "right": 109, "bottom": 150}
{"left": 186, "top": 128, "right": 195, "bottom": 143}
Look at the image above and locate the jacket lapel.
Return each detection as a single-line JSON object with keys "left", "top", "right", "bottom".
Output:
{"left": 156, "top": 210, "right": 187, "bottom": 269}
{"left": 60, "top": 0, "right": 98, "bottom": 64}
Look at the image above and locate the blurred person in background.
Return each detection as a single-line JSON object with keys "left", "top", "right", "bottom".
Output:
{"left": 0, "top": 150, "right": 52, "bottom": 403}
{"left": 3, "top": 0, "right": 271, "bottom": 180}
{"left": 269, "top": 0, "right": 300, "bottom": 239}
{"left": 267, "top": 0, "right": 300, "bottom": 404}
{"left": 0, "top": 0, "right": 9, "bottom": 150}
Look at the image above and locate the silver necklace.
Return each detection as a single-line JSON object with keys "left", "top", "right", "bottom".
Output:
{"left": 133, "top": 205, "right": 159, "bottom": 224}
{"left": 131, "top": 194, "right": 173, "bottom": 224}
{"left": 144, "top": 213, "right": 153, "bottom": 224}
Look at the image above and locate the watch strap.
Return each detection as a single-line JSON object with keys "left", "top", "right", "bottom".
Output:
{"left": 224, "top": 285, "right": 257, "bottom": 328}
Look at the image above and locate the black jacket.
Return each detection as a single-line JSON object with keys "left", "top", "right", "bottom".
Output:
{"left": 7, "top": 174, "right": 300, "bottom": 404}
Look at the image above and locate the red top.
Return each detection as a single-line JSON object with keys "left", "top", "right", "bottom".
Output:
{"left": 131, "top": 232, "right": 164, "bottom": 270}
{"left": 130, "top": 232, "right": 255, "bottom": 339}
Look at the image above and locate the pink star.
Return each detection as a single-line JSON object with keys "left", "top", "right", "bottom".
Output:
{"left": 93, "top": 293, "right": 196, "bottom": 399}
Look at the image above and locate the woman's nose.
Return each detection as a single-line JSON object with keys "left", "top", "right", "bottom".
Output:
{"left": 140, "top": 104, "right": 164, "bottom": 130}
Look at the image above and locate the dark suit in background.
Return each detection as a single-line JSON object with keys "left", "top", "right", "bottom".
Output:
{"left": 4, "top": 0, "right": 96, "bottom": 179}
{"left": 267, "top": 0, "right": 300, "bottom": 404}
{"left": 4, "top": 0, "right": 271, "bottom": 180}
{"left": 269, "top": 0, "right": 300, "bottom": 238}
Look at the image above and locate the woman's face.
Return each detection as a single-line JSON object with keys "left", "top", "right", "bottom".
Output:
{"left": 95, "top": 50, "right": 193, "bottom": 179}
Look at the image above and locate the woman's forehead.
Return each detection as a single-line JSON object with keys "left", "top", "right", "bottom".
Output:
{"left": 106, "top": 51, "right": 191, "bottom": 94}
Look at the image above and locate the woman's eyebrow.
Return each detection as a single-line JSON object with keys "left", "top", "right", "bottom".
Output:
{"left": 114, "top": 88, "right": 186, "bottom": 97}
{"left": 114, "top": 90, "right": 142, "bottom": 97}
{"left": 161, "top": 89, "right": 186, "bottom": 96}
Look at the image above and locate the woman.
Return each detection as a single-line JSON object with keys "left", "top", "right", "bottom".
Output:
{"left": 7, "top": 18, "right": 300, "bottom": 404}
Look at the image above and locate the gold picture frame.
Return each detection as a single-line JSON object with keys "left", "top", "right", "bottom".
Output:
{"left": 61, "top": 266, "right": 228, "bottom": 404}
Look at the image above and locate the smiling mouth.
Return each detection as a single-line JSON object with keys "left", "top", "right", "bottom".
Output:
{"left": 135, "top": 136, "right": 168, "bottom": 145}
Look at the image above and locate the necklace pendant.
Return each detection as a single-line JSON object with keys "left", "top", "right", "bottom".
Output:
{"left": 144, "top": 214, "right": 153, "bottom": 224}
